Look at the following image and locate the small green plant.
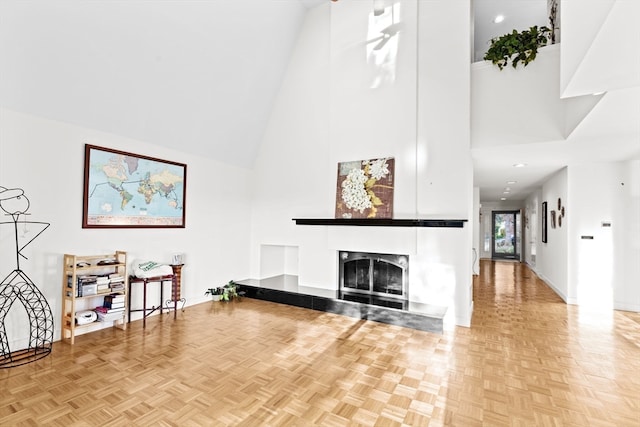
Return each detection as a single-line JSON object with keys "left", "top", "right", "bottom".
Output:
{"left": 205, "top": 280, "right": 240, "bottom": 302}
{"left": 205, "top": 287, "right": 224, "bottom": 296}
{"left": 484, "top": 26, "right": 551, "bottom": 70}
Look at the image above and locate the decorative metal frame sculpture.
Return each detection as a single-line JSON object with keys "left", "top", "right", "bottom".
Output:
{"left": 0, "top": 186, "right": 54, "bottom": 368}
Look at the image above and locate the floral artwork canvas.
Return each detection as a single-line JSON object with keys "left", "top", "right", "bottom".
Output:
{"left": 335, "top": 157, "right": 394, "bottom": 219}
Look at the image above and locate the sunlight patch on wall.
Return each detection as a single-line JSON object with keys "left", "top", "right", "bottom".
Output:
{"left": 577, "top": 229, "right": 614, "bottom": 313}
{"left": 367, "top": 2, "right": 401, "bottom": 89}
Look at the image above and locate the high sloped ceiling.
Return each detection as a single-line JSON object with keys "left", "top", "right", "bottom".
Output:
{"left": 0, "top": 0, "right": 310, "bottom": 168}
{"left": 561, "top": 0, "right": 640, "bottom": 97}
{"left": 1, "top": 0, "right": 638, "bottom": 203}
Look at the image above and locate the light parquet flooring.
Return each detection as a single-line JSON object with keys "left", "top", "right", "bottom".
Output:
{"left": 1, "top": 260, "right": 639, "bottom": 426}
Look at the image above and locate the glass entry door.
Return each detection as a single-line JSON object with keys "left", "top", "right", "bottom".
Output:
{"left": 492, "top": 211, "right": 521, "bottom": 260}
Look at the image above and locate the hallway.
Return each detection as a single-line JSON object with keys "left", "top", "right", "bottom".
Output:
{"left": 468, "top": 260, "right": 639, "bottom": 426}
{"left": 0, "top": 260, "right": 638, "bottom": 425}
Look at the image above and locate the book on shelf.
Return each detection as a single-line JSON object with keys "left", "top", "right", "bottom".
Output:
{"left": 103, "top": 293, "right": 125, "bottom": 309}
{"left": 97, "top": 284, "right": 110, "bottom": 293}
{"left": 104, "top": 293, "right": 125, "bottom": 302}
{"left": 104, "top": 302, "right": 125, "bottom": 309}
{"left": 110, "top": 282, "right": 125, "bottom": 292}
{"left": 95, "top": 306, "right": 125, "bottom": 314}
{"left": 108, "top": 273, "right": 125, "bottom": 283}
{"left": 77, "top": 275, "right": 98, "bottom": 283}
{"left": 96, "top": 276, "right": 110, "bottom": 285}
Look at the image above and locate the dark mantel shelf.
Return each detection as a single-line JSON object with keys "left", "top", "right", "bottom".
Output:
{"left": 293, "top": 218, "right": 467, "bottom": 228}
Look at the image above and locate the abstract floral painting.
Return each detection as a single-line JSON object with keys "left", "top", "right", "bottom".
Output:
{"left": 335, "top": 157, "right": 394, "bottom": 219}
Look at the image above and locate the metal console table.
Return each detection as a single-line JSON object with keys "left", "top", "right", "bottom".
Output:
{"left": 128, "top": 269, "right": 185, "bottom": 327}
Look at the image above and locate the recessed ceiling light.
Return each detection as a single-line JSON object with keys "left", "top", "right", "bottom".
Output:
{"left": 505, "top": 187, "right": 511, "bottom": 191}
{"left": 493, "top": 14, "right": 505, "bottom": 24}
{"left": 503, "top": 191, "right": 510, "bottom": 194}
{"left": 507, "top": 181, "right": 517, "bottom": 184}
{"left": 513, "top": 163, "right": 527, "bottom": 168}
{"left": 500, "top": 197, "right": 507, "bottom": 201}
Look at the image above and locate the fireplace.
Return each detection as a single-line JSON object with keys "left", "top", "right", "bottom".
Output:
{"left": 338, "top": 251, "right": 408, "bottom": 308}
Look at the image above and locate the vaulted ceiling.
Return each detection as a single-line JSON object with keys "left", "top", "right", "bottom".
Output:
{"left": 1, "top": 0, "right": 638, "bottom": 204}
{"left": 0, "top": 0, "right": 310, "bottom": 167}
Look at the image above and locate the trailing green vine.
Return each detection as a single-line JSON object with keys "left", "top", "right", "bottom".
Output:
{"left": 484, "top": 26, "right": 551, "bottom": 70}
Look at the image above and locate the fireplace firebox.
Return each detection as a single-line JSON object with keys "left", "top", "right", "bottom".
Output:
{"left": 338, "top": 251, "right": 408, "bottom": 306}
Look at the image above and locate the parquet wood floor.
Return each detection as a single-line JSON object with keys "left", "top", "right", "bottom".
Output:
{"left": 1, "top": 260, "right": 638, "bottom": 426}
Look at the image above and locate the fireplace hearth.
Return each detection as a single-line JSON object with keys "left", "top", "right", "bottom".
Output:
{"left": 237, "top": 274, "right": 446, "bottom": 334}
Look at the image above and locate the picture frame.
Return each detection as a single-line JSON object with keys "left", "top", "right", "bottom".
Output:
{"left": 335, "top": 157, "right": 394, "bottom": 219}
{"left": 541, "top": 201, "right": 548, "bottom": 243}
{"left": 83, "top": 144, "right": 187, "bottom": 228}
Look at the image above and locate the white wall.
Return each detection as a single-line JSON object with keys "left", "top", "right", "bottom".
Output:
{"left": 249, "top": 3, "right": 332, "bottom": 286}
{"left": 518, "top": 161, "right": 639, "bottom": 314}
{"left": 537, "top": 167, "right": 568, "bottom": 300}
{"left": 524, "top": 189, "right": 542, "bottom": 269}
{"left": 472, "top": 187, "right": 480, "bottom": 275}
{"left": 417, "top": 0, "right": 473, "bottom": 326}
{"left": 472, "top": 45, "right": 603, "bottom": 151}
{"left": 567, "top": 160, "right": 640, "bottom": 311}
{"left": 250, "top": 0, "right": 474, "bottom": 326}
{"left": 619, "top": 159, "right": 640, "bottom": 311}
{"left": 0, "top": 108, "right": 253, "bottom": 346}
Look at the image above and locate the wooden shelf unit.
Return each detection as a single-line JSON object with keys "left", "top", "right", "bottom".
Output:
{"left": 61, "top": 251, "right": 128, "bottom": 344}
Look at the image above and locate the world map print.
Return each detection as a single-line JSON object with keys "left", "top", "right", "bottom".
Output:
{"left": 84, "top": 146, "right": 186, "bottom": 227}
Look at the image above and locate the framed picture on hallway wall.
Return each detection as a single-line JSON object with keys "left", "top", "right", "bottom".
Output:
{"left": 82, "top": 144, "right": 187, "bottom": 228}
{"left": 541, "top": 201, "right": 548, "bottom": 243}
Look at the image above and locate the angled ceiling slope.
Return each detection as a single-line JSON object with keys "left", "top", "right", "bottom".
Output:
{"left": 561, "top": 0, "right": 640, "bottom": 97}
{"left": 0, "top": 0, "right": 312, "bottom": 168}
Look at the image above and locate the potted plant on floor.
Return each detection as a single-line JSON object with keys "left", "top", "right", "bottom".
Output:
{"left": 205, "top": 280, "right": 240, "bottom": 302}
{"left": 205, "top": 286, "right": 224, "bottom": 301}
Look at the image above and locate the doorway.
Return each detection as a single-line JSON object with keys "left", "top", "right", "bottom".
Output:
{"left": 492, "top": 211, "right": 521, "bottom": 260}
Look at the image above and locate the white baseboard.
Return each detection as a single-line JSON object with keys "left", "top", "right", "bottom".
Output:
{"left": 614, "top": 302, "right": 640, "bottom": 312}
{"left": 537, "top": 273, "right": 568, "bottom": 303}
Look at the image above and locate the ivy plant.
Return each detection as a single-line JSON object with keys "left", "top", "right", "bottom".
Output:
{"left": 484, "top": 26, "right": 551, "bottom": 70}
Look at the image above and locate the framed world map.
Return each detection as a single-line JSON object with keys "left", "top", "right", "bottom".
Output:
{"left": 82, "top": 144, "right": 187, "bottom": 228}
